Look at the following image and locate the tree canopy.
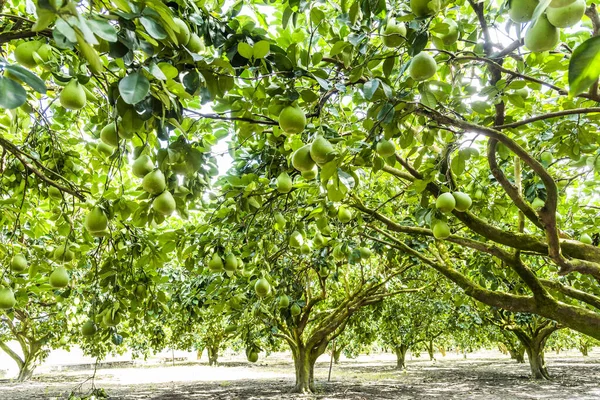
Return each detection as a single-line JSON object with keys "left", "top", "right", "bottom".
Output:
{"left": 2, "top": 0, "right": 600, "bottom": 392}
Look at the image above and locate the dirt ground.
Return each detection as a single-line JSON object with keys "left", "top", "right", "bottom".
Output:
{"left": 1, "top": 350, "right": 599, "bottom": 399}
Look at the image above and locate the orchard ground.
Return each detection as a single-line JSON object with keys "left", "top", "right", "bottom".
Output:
{"left": 1, "top": 348, "right": 599, "bottom": 399}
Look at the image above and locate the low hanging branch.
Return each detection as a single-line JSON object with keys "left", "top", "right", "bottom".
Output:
{"left": 0, "top": 137, "right": 87, "bottom": 201}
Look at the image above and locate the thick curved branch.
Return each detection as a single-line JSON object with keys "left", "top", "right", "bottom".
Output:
{"left": 540, "top": 279, "right": 600, "bottom": 310}
{"left": 487, "top": 139, "right": 543, "bottom": 229}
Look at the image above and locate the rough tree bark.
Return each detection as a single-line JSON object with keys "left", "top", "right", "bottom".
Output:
{"left": 207, "top": 345, "right": 219, "bottom": 366}
{"left": 0, "top": 338, "right": 43, "bottom": 382}
{"left": 394, "top": 343, "right": 409, "bottom": 369}
{"left": 510, "top": 323, "right": 560, "bottom": 380}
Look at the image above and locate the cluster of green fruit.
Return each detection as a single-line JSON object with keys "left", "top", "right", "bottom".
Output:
{"left": 13, "top": 40, "right": 53, "bottom": 69}
{"left": 432, "top": 192, "right": 472, "bottom": 239}
{"left": 208, "top": 252, "right": 244, "bottom": 273}
{"left": 291, "top": 136, "right": 337, "bottom": 177}
{"left": 277, "top": 295, "right": 302, "bottom": 316}
{"left": 510, "top": 0, "right": 587, "bottom": 52}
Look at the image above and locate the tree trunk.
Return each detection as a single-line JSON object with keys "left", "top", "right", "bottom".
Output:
{"left": 524, "top": 344, "right": 550, "bottom": 380}
{"left": 196, "top": 347, "right": 204, "bottom": 360}
{"left": 394, "top": 344, "right": 409, "bottom": 369}
{"left": 427, "top": 340, "right": 435, "bottom": 361}
{"left": 579, "top": 345, "right": 589, "bottom": 356}
{"left": 207, "top": 345, "right": 219, "bottom": 366}
{"left": 292, "top": 347, "right": 316, "bottom": 393}
{"left": 333, "top": 346, "right": 343, "bottom": 364}
{"left": 17, "top": 363, "right": 35, "bottom": 382}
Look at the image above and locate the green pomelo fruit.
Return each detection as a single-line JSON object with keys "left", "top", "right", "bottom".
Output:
{"left": 152, "top": 190, "right": 176, "bottom": 215}
{"left": 547, "top": 0, "right": 585, "bottom": 28}
{"left": 291, "top": 303, "right": 301, "bottom": 316}
{"left": 11, "top": 254, "right": 28, "bottom": 272}
{"left": 208, "top": 253, "right": 224, "bottom": 272}
{"left": 247, "top": 350, "right": 259, "bottom": 363}
{"left": 382, "top": 20, "right": 407, "bottom": 47}
{"left": 54, "top": 244, "right": 74, "bottom": 262}
{"left": 301, "top": 167, "right": 317, "bottom": 180}
{"left": 49, "top": 266, "right": 69, "bottom": 288}
{"left": 254, "top": 278, "right": 271, "bottom": 298}
{"left": 338, "top": 206, "right": 352, "bottom": 223}
{"left": 525, "top": 14, "right": 559, "bottom": 52}
{"left": 410, "top": 0, "right": 441, "bottom": 17}
{"left": 224, "top": 253, "right": 238, "bottom": 272}
{"left": 100, "top": 123, "right": 119, "bottom": 147}
{"left": 60, "top": 80, "right": 87, "bottom": 110}
{"left": 508, "top": 0, "right": 539, "bottom": 23}
{"left": 173, "top": 18, "right": 191, "bottom": 46}
{"left": 0, "top": 287, "right": 16, "bottom": 310}
{"left": 279, "top": 105, "right": 306, "bottom": 134}
{"left": 452, "top": 192, "right": 472, "bottom": 212}
{"left": 436, "top": 192, "right": 456, "bottom": 213}
{"left": 408, "top": 52, "right": 437, "bottom": 81}
{"left": 81, "top": 320, "right": 97, "bottom": 337}
{"left": 14, "top": 41, "right": 42, "bottom": 68}
{"left": 276, "top": 171, "right": 293, "bottom": 193}
{"left": 187, "top": 33, "right": 205, "bottom": 53}
{"left": 310, "top": 136, "right": 336, "bottom": 165}
{"left": 279, "top": 295, "right": 290, "bottom": 308}
{"left": 48, "top": 186, "right": 63, "bottom": 200}
{"left": 132, "top": 155, "right": 155, "bottom": 178}
{"left": 432, "top": 221, "right": 451, "bottom": 239}
{"left": 142, "top": 169, "right": 166, "bottom": 195}
{"left": 438, "top": 18, "right": 459, "bottom": 46}
{"left": 292, "top": 144, "right": 316, "bottom": 172}
{"left": 85, "top": 206, "right": 108, "bottom": 233}
{"left": 359, "top": 247, "right": 372, "bottom": 259}
{"left": 580, "top": 233, "right": 593, "bottom": 245}
{"left": 376, "top": 139, "right": 396, "bottom": 157}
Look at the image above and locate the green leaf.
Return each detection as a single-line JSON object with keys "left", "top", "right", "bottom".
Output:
{"left": 531, "top": 0, "right": 552, "bottom": 24}
{"left": 140, "top": 16, "right": 168, "bottom": 40}
{"left": 569, "top": 36, "right": 600, "bottom": 97}
{"left": 363, "top": 79, "right": 379, "bottom": 100}
{"left": 4, "top": 64, "right": 46, "bottom": 94}
{"left": 238, "top": 42, "right": 254, "bottom": 59}
{"left": 118, "top": 72, "right": 150, "bottom": 105}
{"left": 87, "top": 18, "right": 118, "bottom": 42}
{"left": 0, "top": 77, "right": 27, "bottom": 109}
{"left": 253, "top": 41, "right": 270, "bottom": 59}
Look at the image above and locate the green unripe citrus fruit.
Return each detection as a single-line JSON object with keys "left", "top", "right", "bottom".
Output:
{"left": 547, "top": 0, "right": 585, "bottom": 28}
{"left": 291, "top": 303, "right": 301, "bottom": 316}
{"left": 224, "top": 253, "right": 238, "bottom": 272}
{"left": 103, "top": 311, "right": 121, "bottom": 327}
{"left": 0, "top": 287, "right": 16, "bottom": 310}
{"left": 525, "top": 14, "right": 559, "bottom": 52}
{"left": 292, "top": 144, "right": 316, "bottom": 172}
{"left": 152, "top": 190, "right": 176, "bottom": 215}
{"left": 14, "top": 41, "right": 42, "bottom": 68}
{"left": 338, "top": 206, "right": 353, "bottom": 223}
{"left": 279, "top": 295, "right": 290, "bottom": 308}
{"left": 85, "top": 206, "right": 108, "bottom": 233}
{"left": 382, "top": 20, "right": 407, "bottom": 47}
{"left": 132, "top": 155, "right": 155, "bottom": 178}
{"left": 187, "top": 33, "right": 205, "bottom": 53}
{"left": 310, "top": 136, "right": 336, "bottom": 165}
{"left": 48, "top": 186, "right": 63, "bottom": 200}
{"left": 100, "top": 122, "right": 119, "bottom": 147}
{"left": 54, "top": 244, "right": 74, "bottom": 262}
{"left": 376, "top": 139, "right": 396, "bottom": 157}
{"left": 11, "top": 254, "right": 28, "bottom": 272}
{"left": 173, "top": 18, "right": 191, "bottom": 46}
{"left": 274, "top": 212, "right": 286, "bottom": 227}
{"left": 302, "top": 167, "right": 317, "bottom": 180}
{"left": 436, "top": 192, "right": 456, "bottom": 213}
{"left": 279, "top": 105, "right": 306, "bottom": 134}
{"left": 508, "top": 0, "right": 539, "bottom": 23}
{"left": 49, "top": 266, "right": 69, "bottom": 288}
{"left": 437, "top": 18, "right": 459, "bottom": 46}
{"left": 580, "top": 233, "right": 593, "bottom": 245}
{"left": 276, "top": 171, "right": 293, "bottom": 193}
{"left": 531, "top": 197, "right": 545, "bottom": 209}
{"left": 410, "top": 0, "right": 441, "bottom": 17}
{"left": 247, "top": 350, "right": 259, "bottom": 363}
{"left": 314, "top": 232, "right": 326, "bottom": 247}
{"left": 60, "top": 80, "right": 87, "bottom": 110}
{"left": 432, "top": 221, "right": 451, "bottom": 239}
{"left": 142, "top": 169, "right": 166, "bottom": 195}
{"left": 359, "top": 247, "right": 372, "bottom": 259}
{"left": 541, "top": 152, "right": 553, "bottom": 164}
{"left": 254, "top": 278, "right": 271, "bottom": 298}
{"left": 409, "top": 52, "right": 437, "bottom": 81}
{"left": 208, "top": 253, "right": 224, "bottom": 272}
{"left": 81, "top": 320, "right": 97, "bottom": 337}
{"left": 452, "top": 192, "right": 472, "bottom": 212}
